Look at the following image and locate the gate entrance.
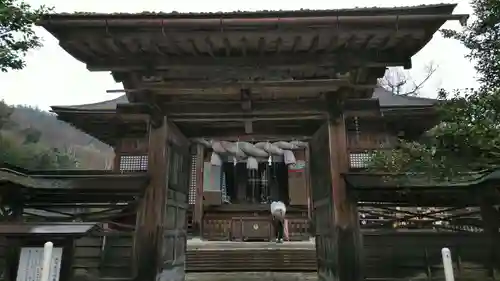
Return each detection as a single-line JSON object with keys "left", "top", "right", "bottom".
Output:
{"left": 38, "top": 5, "right": 464, "bottom": 281}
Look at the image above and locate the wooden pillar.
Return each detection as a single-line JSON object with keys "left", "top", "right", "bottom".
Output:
{"left": 112, "top": 145, "right": 121, "bottom": 172}
{"left": 310, "top": 108, "right": 363, "bottom": 281}
{"left": 479, "top": 192, "right": 500, "bottom": 275}
{"left": 133, "top": 115, "right": 172, "bottom": 281}
{"left": 193, "top": 144, "right": 205, "bottom": 236}
{"left": 327, "top": 113, "right": 363, "bottom": 281}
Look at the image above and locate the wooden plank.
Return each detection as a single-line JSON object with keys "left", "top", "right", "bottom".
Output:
{"left": 309, "top": 123, "right": 334, "bottom": 280}
{"left": 193, "top": 144, "right": 204, "bottom": 236}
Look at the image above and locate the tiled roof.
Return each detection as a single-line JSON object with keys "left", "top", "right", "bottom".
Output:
{"left": 51, "top": 95, "right": 128, "bottom": 111}
{"left": 372, "top": 87, "right": 436, "bottom": 107}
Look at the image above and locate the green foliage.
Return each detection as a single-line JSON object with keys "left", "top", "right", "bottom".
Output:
{"left": 441, "top": 0, "right": 500, "bottom": 90}
{"left": 368, "top": 0, "right": 500, "bottom": 177}
{"left": 0, "top": 133, "right": 78, "bottom": 169}
{"left": 0, "top": 0, "right": 52, "bottom": 72}
{"left": 21, "top": 126, "right": 41, "bottom": 143}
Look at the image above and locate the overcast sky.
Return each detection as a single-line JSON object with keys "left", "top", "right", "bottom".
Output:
{"left": 0, "top": 0, "right": 475, "bottom": 111}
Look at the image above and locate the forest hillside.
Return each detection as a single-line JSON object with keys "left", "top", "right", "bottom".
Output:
{"left": 0, "top": 100, "right": 113, "bottom": 170}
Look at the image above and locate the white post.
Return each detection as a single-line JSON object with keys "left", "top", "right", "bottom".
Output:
{"left": 441, "top": 247, "right": 455, "bottom": 281}
{"left": 40, "top": 242, "right": 54, "bottom": 281}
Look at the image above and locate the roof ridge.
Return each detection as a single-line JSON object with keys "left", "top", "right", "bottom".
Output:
{"left": 400, "top": 94, "right": 436, "bottom": 101}
{"left": 42, "top": 3, "right": 458, "bottom": 18}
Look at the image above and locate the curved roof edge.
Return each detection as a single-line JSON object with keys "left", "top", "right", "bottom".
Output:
{"left": 40, "top": 4, "right": 458, "bottom": 21}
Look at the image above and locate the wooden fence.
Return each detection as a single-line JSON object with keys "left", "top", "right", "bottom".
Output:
{"left": 0, "top": 231, "right": 497, "bottom": 280}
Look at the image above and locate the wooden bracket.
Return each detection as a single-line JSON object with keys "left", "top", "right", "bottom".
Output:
{"left": 241, "top": 89, "right": 253, "bottom": 134}
{"left": 144, "top": 93, "right": 165, "bottom": 129}
{"left": 147, "top": 104, "right": 164, "bottom": 129}
{"left": 325, "top": 91, "right": 345, "bottom": 119}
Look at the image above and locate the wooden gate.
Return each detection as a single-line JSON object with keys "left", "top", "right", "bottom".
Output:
{"left": 160, "top": 141, "right": 191, "bottom": 281}
{"left": 310, "top": 118, "right": 362, "bottom": 281}
{"left": 157, "top": 140, "right": 191, "bottom": 280}
{"left": 133, "top": 118, "right": 192, "bottom": 281}
{"left": 310, "top": 124, "right": 336, "bottom": 281}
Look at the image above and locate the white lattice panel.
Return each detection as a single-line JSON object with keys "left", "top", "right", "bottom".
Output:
{"left": 189, "top": 154, "right": 197, "bottom": 205}
{"left": 349, "top": 152, "right": 371, "bottom": 168}
{"left": 119, "top": 155, "right": 148, "bottom": 172}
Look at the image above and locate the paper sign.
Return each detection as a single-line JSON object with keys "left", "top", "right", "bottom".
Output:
{"left": 16, "top": 247, "right": 63, "bottom": 281}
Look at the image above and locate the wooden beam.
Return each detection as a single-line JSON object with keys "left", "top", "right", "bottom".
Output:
{"left": 111, "top": 78, "right": 350, "bottom": 94}
{"left": 88, "top": 51, "right": 408, "bottom": 71}
{"left": 190, "top": 135, "right": 310, "bottom": 142}
{"left": 113, "top": 99, "right": 381, "bottom": 118}
{"left": 162, "top": 99, "right": 327, "bottom": 115}
{"left": 165, "top": 101, "right": 380, "bottom": 118}
{"left": 179, "top": 125, "right": 320, "bottom": 138}
{"left": 171, "top": 114, "right": 325, "bottom": 122}
{"left": 133, "top": 116, "right": 170, "bottom": 281}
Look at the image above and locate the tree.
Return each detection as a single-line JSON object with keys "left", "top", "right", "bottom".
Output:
{"left": 0, "top": 100, "right": 13, "bottom": 129}
{"left": 368, "top": 0, "right": 500, "bottom": 178}
{"left": 0, "top": 132, "right": 78, "bottom": 169}
{"left": 21, "top": 126, "right": 41, "bottom": 144}
{"left": 378, "top": 62, "right": 438, "bottom": 96}
{"left": 0, "top": 0, "right": 51, "bottom": 72}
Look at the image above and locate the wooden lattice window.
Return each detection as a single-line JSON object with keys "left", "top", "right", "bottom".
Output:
{"left": 349, "top": 152, "right": 371, "bottom": 168}
{"left": 119, "top": 155, "right": 148, "bottom": 172}
{"left": 189, "top": 154, "right": 197, "bottom": 205}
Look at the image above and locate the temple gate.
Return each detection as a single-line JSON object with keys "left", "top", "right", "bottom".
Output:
{"left": 3, "top": 4, "right": 473, "bottom": 281}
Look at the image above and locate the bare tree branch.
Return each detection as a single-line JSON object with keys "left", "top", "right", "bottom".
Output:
{"left": 378, "top": 62, "right": 438, "bottom": 96}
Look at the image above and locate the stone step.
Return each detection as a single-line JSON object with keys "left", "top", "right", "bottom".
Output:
{"left": 186, "top": 249, "right": 317, "bottom": 272}
{"left": 186, "top": 272, "right": 318, "bottom": 281}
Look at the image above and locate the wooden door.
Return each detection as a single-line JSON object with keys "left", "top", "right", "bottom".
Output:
{"left": 310, "top": 119, "right": 362, "bottom": 281}
{"left": 160, "top": 141, "right": 191, "bottom": 281}
{"left": 310, "top": 124, "right": 337, "bottom": 281}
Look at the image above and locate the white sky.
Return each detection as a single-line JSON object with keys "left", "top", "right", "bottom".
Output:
{"left": 0, "top": 0, "right": 476, "bottom": 111}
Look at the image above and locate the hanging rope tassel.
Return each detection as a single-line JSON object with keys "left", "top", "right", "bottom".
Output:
{"left": 210, "top": 152, "right": 222, "bottom": 166}
{"left": 247, "top": 156, "right": 259, "bottom": 170}
{"left": 283, "top": 150, "right": 296, "bottom": 165}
